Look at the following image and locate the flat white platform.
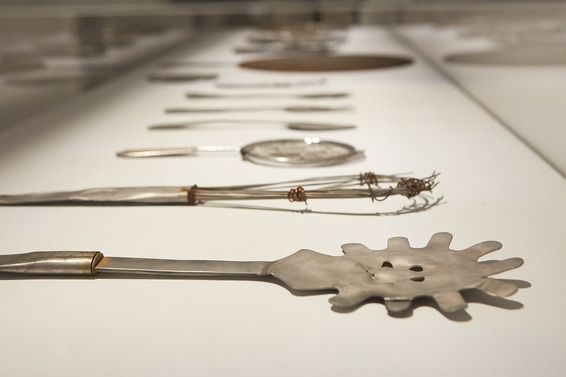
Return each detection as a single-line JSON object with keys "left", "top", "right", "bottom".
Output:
{"left": 1, "top": 26, "right": 565, "bottom": 377}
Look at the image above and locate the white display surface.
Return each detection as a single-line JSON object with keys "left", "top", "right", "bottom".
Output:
{"left": 1, "top": 26, "right": 565, "bottom": 376}
{"left": 397, "top": 22, "right": 566, "bottom": 177}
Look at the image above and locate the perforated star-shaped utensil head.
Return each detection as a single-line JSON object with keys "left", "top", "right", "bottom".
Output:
{"left": 268, "top": 232, "right": 523, "bottom": 314}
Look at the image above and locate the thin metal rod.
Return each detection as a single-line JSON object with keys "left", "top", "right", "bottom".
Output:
{"left": 185, "top": 92, "right": 349, "bottom": 99}
{"left": 165, "top": 105, "right": 353, "bottom": 113}
{"left": 148, "top": 119, "right": 356, "bottom": 131}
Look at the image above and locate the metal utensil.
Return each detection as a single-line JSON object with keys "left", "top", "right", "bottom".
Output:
{"left": 147, "top": 71, "right": 327, "bottom": 88}
{"left": 166, "top": 105, "right": 353, "bottom": 113}
{"left": 215, "top": 78, "right": 326, "bottom": 89}
{"left": 0, "top": 233, "right": 524, "bottom": 315}
{"left": 234, "top": 41, "right": 338, "bottom": 54}
{"left": 185, "top": 92, "right": 349, "bottom": 99}
{"left": 148, "top": 119, "right": 355, "bottom": 131}
{"left": 116, "top": 137, "right": 363, "bottom": 167}
{"left": 0, "top": 172, "right": 441, "bottom": 216}
{"left": 147, "top": 71, "right": 218, "bottom": 82}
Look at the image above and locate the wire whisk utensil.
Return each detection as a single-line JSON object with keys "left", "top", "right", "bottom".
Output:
{"left": 0, "top": 172, "right": 441, "bottom": 216}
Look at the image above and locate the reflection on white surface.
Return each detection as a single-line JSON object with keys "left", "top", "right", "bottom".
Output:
{"left": 445, "top": 46, "right": 566, "bottom": 66}
{"left": 398, "top": 15, "right": 566, "bottom": 177}
{"left": 0, "top": 16, "right": 193, "bottom": 130}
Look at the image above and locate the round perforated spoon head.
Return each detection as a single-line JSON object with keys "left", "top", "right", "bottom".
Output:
{"left": 116, "top": 138, "right": 364, "bottom": 167}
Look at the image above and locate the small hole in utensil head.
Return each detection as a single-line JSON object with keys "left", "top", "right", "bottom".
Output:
{"left": 410, "top": 276, "right": 425, "bottom": 282}
{"left": 409, "top": 265, "right": 423, "bottom": 272}
{"left": 381, "top": 261, "right": 393, "bottom": 268}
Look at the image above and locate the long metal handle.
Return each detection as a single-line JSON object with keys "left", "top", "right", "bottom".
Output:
{"left": 165, "top": 105, "right": 352, "bottom": 113}
{"left": 0, "top": 251, "right": 103, "bottom": 275}
{"left": 215, "top": 78, "right": 326, "bottom": 88}
{"left": 148, "top": 119, "right": 355, "bottom": 131}
{"left": 95, "top": 257, "right": 269, "bottom": 277}
{"left": 117, "top": 146, "right": 198, "bottom": 158}
{"left": 184, "top": 92, "right": 349, "bottom": 99}
{"left": 0, "top": 251, "right": 270, "bottom": 278}
{"left": 116, "top": 146, "right": 240, "bottom": 158}
{"left": 148, "top": 119, "right": 283, "bottom": 130}
{"left": 0, "top": 187, "right": 190, "bottom": 205}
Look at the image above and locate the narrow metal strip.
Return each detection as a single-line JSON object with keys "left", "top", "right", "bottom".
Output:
{"left": 95, "top": 257, "right": 270, "bottom": 277}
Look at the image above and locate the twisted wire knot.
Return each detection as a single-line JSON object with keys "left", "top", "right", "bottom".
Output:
{"left": 397, "top": 178, "right": 427, "bottom": 198}
{"left": 360, "top": 172, "right": 390, "bottom": 202}
{"left": 359, "top": 172, "right": 379, "bottom": 186}
{"left": 287, "top": 186, "right": 307, "bottom": 203}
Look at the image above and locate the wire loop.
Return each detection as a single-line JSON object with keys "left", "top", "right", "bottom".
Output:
{"left": 359, "top": 172, "right": 379, "bottom": 186}
{"left": 397, "top": 178, "right": 427, "bottom": 198}
{"left": 360, "top": 172, "right": 388, "bottom": 202}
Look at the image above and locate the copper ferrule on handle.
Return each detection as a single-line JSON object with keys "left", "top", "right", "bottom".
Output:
{"left": 0, "top": 251, "right": 103, "bottom": 275}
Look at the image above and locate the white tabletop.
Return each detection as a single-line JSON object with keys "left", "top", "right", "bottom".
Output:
{"left": 1, "top": 26, "right": 565, "bottom": 377}
{"left": 397, "top": 21, "right": 566, "bottom": 177}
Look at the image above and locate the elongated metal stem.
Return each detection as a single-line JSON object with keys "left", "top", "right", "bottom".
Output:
{"left": 185, "top": 92, "right": 349, "bottom": 99}
{"left": 96, "top": 257, "right": 270, "bottom": 277}
{"left": 116, "top": 145, "right": 240, "bottom": 158}
{"left": 165, "top": 105, "right": 353, "bottom": 113}
{"left": 0, "top": 252, "right": 270, "bottom": 277}
{"left": 148, "top": 119, "right": 355, "bottom": 131}
{"left": 215, "top": 78, "right": 326, "bottom": 88}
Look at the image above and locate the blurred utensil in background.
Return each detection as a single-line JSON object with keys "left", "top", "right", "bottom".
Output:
{"left": 234, "top": 41, "right": 338, "bottom": 54}
{"left": 215, "top": 78, "right": 326, "bottom": 89}
{"left": 165, "top": 105, "right": 353, "bottom": 113}
{"left": 0, "top": 172, "right": 440, "bottom": 217}
{"left": 148, "top": 71, "right": 218, "bottom": 82}
{"left": 185, "top": 92, "right": 349, "bottom": 99}
{"left": 116, "top": 137, "right": 364, "bottom": 168}
{"left": 237, "top": 22, "right": 346, "bottom": 54}
{"left": 148, "top": 119, "right": 355, "bottom": 131}
{"left": 147, "top": 71, "right": 329, "bottom": 88}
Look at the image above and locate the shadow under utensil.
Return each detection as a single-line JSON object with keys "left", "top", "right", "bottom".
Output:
{"left": 331, "top": 296, "right": 472, "bottom": 321}
{"left": 239, "top": 54, "right": 413, "bottom": 72}
{"left": 0, "top": 272, "right": 337, "bottom": 301}
{"left": 0, "top": 273, "right": 528, "bottom": 320}
{"left": 331, "top": 280, "right": 530, "bottom": 321}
